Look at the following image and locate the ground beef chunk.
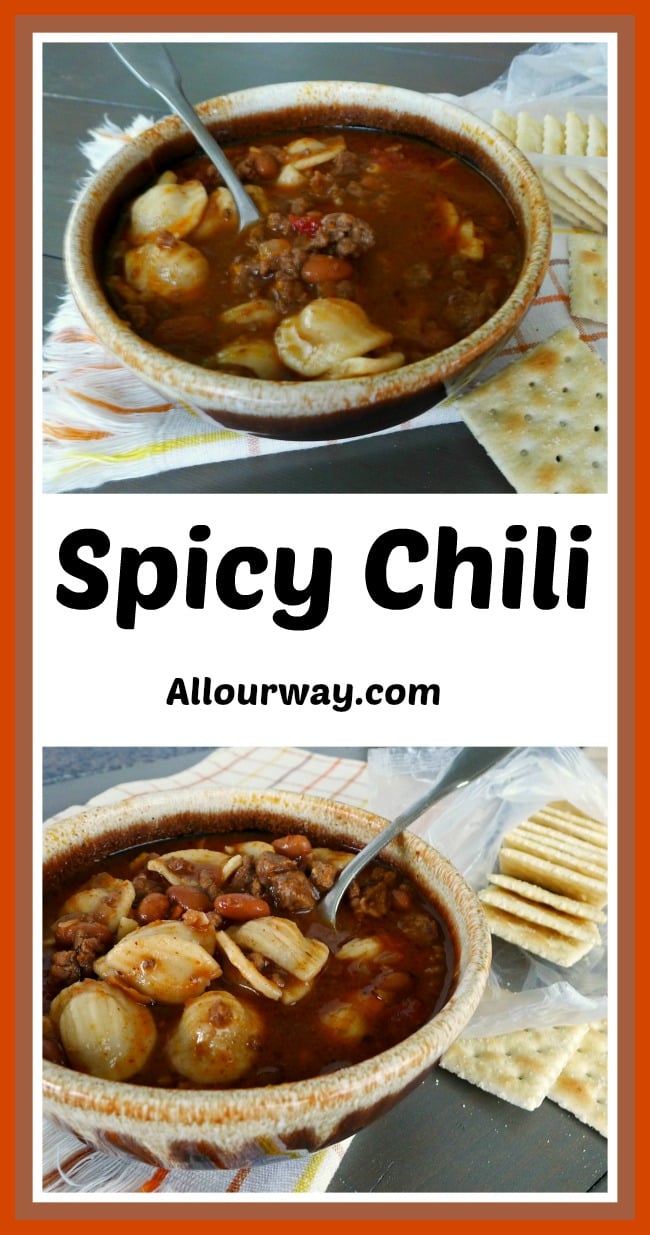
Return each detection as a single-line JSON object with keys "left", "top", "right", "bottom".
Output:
{"left": 48, "top": 950, "right": 81, "bottom": 989}
{"left": 256, "top": 852, "right": 297, "bottom": 883}
{"left": 308, "top": 212, "right": 375, "bottom": 258}
{"left": 230, "top": 231, "right": 310, "bottom": 315}
{"left": 289, "top": 196, "right": 316, "bottom": 216}
{"left": 270, "top": 870, "right": 317, "bottom": 912}
{"left": 75, "top": 935, "right": 108, "bottom": 975}
{"left": 256, "top": 852, "right": 316, "bottom": 911}
{"left": 272, "top": 275, "right": 309, "bottom": 315}
{"left": 228, "top": 855, "right": 263, "bottom": 897}
{"left": 349, "top": 868, "right": 397, "bottom": 918}
{"left": 266, "top": 211, "right": 294, "bottom": 236}
{"left": 397, "top": 912, "right": 444, "bottom": 947}
{"left": 53, "top": 916, "right": 113, "bottom": 950}
{"left": 443, "top": 286, "right": 492, "bottom": 334}
{"left": 257, "top": 246, "right": 305, "bottom": 279}
{"left": 330, "top": 148, "right": 362, "bottom": 176}
{"left": 47, "top": 915, "right": 113, "bottom": 993}
{"left": 176, "top": 155, "right": 223, "bottom": 189}
{"left": 309, "top": 860, "right": 338, "bottom": 893}
{"left": 132, "top": 869, "right": 167, "bottom": 900}
{"left": 308, "top": 170, "right": 335, "bottom": 196}
{"left": 196, "top": 869, "right": 221, "bottom": 902}
{"left": 230, "top": 260, "right": 263, "bottom": 298}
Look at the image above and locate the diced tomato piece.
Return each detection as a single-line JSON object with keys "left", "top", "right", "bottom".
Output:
{"left": 289, "top": 212, "right": 323, "bottom": 236}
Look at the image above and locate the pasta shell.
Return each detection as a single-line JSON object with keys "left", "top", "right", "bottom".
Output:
{"left": 219, "top": 299, "right": 280, "bottom": 329}
{"left": 319, "top": 1001, "right": 368, "bottom": 1043}
{"left": 309, "top": 848, "right": 355, "bottom": 870}
{"left": 124, "top": 240, "right": 209, "bottom": 301}
{"left": 215, "top": 930, "right": 282, "bottom": 1000}
{"left": 147, "top": 849, "right": 230, "bottom": 888}
{"left": 275, "top": 163, "right": 307, "bottom": 189}
{"left": 190, "top": 186, "right": 237, "bottom": 240}
{"left": 323, "top": 351, "right": 405, "bottom": 379}
{"left": 275, "top": 299, "right": 393, "bottom": 377}
{"left": 291, "top": 136, "right": 346, "bottom": 170}
{"left": 221, "top": 855, "right": 243, "bottom": 881}
{"left": 129, "top": 179, "right": 208, "bottom": 241}
{"left": 50, "top": 979, "right": 156, "bottom": 1081}
{"left": 224, "top": 841, "right": 274, "bottom": 858}
{"left": 243, "top": 184, "right": 271, "bottom": 215}
{"left": 456, "top": 219, "right": 484, "bottom": 260}
{"left": 60, "top": 873, "right": 135, "bottom": 935}
{"left": 336, "top": 936, "right": 383, "bottom": 961}
{"left": 285, "top": 137, "right": 327, "bottom": 158}
{"left": 215, "top": 338, "right": 286, "bottom": 379}
{"left": 278, "top": 976, "right": 313, "bottom": 1005}
{"left": 94, "top": 920, "right": 221, "bottom": 1004}
{"left": 229, "top": 917, "right": 329, "bottom": 982}
{"left": 167, "top": 991, "right": 264, "bottom": 1084}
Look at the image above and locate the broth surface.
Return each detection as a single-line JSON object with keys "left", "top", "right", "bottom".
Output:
{"left": 105, "top": 128, "right": 522, "bottom": 379}
{"left": 43, "top": 830, "right": 455, "bottom": 1088}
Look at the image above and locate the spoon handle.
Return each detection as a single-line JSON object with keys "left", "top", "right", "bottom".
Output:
{"left": 110, "top": 44, "right": 260, "bottom": 230}
{"left": 320, "top": 746, "right": 515, "bottom": 926}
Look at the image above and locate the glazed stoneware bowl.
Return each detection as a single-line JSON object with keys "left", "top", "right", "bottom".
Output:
{"left": 43, "top": 787, "right": 491, "bottom": 1169}
{"left": 64, "top": 80, "right": 551, "bottom": 440}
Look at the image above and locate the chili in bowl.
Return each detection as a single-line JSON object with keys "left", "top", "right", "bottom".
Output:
{"left": 43, "top": 787, "right": 491, "bottom": 1168}
{"left": 64, "top": 80, "right": 551, "bottom": 440}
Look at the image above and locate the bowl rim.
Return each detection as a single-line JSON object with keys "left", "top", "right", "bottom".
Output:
{"left": 63, "top": 78, "right": 552, "bottom": 423}
{"left": 42, "top": 785, "right": 492, "bottom": 1130}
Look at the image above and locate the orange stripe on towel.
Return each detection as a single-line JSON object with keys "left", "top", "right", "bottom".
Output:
{"left": 42, "top": 1145, "right": 95, "bottom": 1189}
{"left": 533, "top": 292, "right": 570, "bottom": 306}
{"left": 51, "top": 327, "right": 98, "bottom": 345}
{"left": 64, "top": 387, "right": 174, "bottom": 415}
{"left": 138, "top": 1168, "right": 169, "bottom": 1192}
{"left": 226, "top": 1167, "right": 251, "bottom": 1192}
{"left": 43, "top": 422, "right": 111, "bottom": 441}
{"left": 94, "top": 129, "right": 134, "bottom": 142}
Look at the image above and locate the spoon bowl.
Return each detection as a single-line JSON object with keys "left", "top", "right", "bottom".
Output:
{"left": 318, "top": 746, "right": 515, "bottom": 926}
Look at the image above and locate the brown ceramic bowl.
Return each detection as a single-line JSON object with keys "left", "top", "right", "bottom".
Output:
{"left": 43, "top": 786, "right": 491, "bottom": 1169}
{"left": 64, "top": 80, "right": 551, "bottom": 440}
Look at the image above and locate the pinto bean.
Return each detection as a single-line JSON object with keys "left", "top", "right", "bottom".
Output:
{"left": 300, "top": 254, "right": 354, "bottom": 284}
{"left": 374, "top": 971, "right": 413, "bottom": 1003}
{"left": 213, "top": 893, "right": 271, "bottom": 921}
{"left": 391, "top": 886, "right": 414, "bottom": 911}
{"left": 43, "top": 1037, "right": 67, "bottom": 1065}
{"left": 272, "top": 834, "right": 313, "bottom": 859}
{"left": 254, "top": 151, "right": 280, "bottom": 180}
{"left": 136, "top": 892, "right": 171, "bottom": 924}
{"left": 167, "top": 885, "right": 213, "bottom": 912}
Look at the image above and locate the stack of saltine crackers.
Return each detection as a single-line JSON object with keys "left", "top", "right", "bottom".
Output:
{"left": 441, "top": 802, "right": 608, "bottom": 1136}
{"left": 492, "top": 108, "right": 608, "bottom": 233}
{"left": 449, "top": 109, "right": 608, "bottom": 493}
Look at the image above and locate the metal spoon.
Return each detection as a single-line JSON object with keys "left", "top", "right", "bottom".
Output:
{"left": 318, "top": 746, "right": 515, "bottom": 927}
{"left": 110, "top": 43, "right": 260, "bottom": 231}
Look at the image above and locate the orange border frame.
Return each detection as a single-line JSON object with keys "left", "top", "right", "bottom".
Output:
{"left": 4, "top": 2, "right": 642, "bottom": 1229}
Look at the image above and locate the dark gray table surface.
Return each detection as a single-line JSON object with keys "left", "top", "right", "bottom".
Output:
{"left": 42, "top": 746, "right": 608, "bottom": 1194}
{"left": 42, "top": 40, "right": 533, "bottom": 495}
